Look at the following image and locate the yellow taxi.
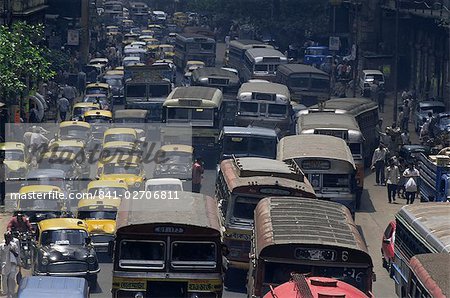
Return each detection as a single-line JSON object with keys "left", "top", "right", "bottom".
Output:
{"left": 114, "top": 66, "right": 124, "bottom": 71}
{"left": 106, "top": 25, "right": 120, "bottom": 36}
{"left": 158, "top": 44, "right": 175, "bottom": 59}
{"left": 86, "top": 180, "right": 128, "bottom": 198}
{"left": 0, "top": 142, "right": 28, "bottom": 179}
{"left": 77, "top": 196, "right": 121, "bottom": 252}
{"left": 85, "top": 82, "right": 112, "bottom": 99}
{"left": 145, "top": 38, "right": 160, "bottom": 52}
{"left": 16, "top": 185, "right": 65, "bottom": 223}
{"left": 98, "top": 155, "right": 145, "bottom": 190}
{"left": 33, "top": 218, "right": 100, "bottom": 287}
{"left": 83, "top": 110, "right": 113, "bottom": 143}
{"left": 173, "top": 12, "right": 188, "bottom": 27}
{"left": 102, "top": 128, "right": 138, "bottom": 146}
{"left": 122, "top": 19, "right": 134, "bottom": 30}
{"left": 71, "top": 102, "right": 100, "bottom": 121}
{"left": 48, "top": 139, "right": 86, "bottom": 156}
{"left": 154, "top": 144, "right": 193, "bottom": 181}
{"left": 58, "top": 121, "right": 92, "bottom": 143}
{"left": 97, "top": 141, "right": 142, "bottom": 174}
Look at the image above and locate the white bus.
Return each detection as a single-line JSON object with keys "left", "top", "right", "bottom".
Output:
{"left": 242, "top": 48, "right": 287, "bottom": 82}
{"left": 174, "top": 33, "right": 216, "bottom": 69}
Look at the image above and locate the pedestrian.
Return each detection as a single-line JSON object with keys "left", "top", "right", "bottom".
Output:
{"left": 375, "top": 118, "right": 383, "bottom": 145}
{"left": 385, "top": 159, "right": 400, "bottom": 203}
{"left": 397, "top": 156, "right": 406, "bottom": 199}
{"left": 401, "top": 130, "right": 410, "bottom": 146}
{"left": 419, "top": 117, "right": 430, "bottom": 144}
{"left": 57, "top": 94, "right": 70, "bottom": 122}
{"left": 28, "top": 104, "right": 39, "bottom": 123}
{"left": 0, "top": 154, "right": 5, "bottom": 205}
{"left": 397, "top": 107, "right": 404, "bottom": 130}
{"left": 0, "top": 231, "right": 20, "bottom": 298}
{"left": 371, "top": 143, "right": 388, "bottom": 185}
{"left": 370, "top": 80, "right": 379, "bottom": 102}
{"left": 403, "top": 101, "right": 410, "bottom": 131}
{"left": 403, "top": 163, "right": 419, "bottom": 204}
{"left": 378, "top": 84, "right": 385, "bottom": 113}
{"left": 77, "top": 70, "right": 86, "bottom": 95}
{"left": 62, "top": 84, "right": 77, "bottom": 103}
{"left": 192, "top": 157, "right": 204, "bottom": 193}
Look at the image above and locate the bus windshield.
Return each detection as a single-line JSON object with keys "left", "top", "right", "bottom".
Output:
{"left": 120, "top": 240, "right": 165, "bottom": 269}
{"left": 267, "top": 104, "right": 287, "bottom": 116}
{"left": 126, "top": 85, "right": 146, "bottom": 97}
{"left": 171, "top": 241, "right": 216, "bottom": 267}
{"left": 78, "top": 210, "right": 117, "bottom": 220}
{"left": 232, "top": 196, "right": 259, "bottom": 221}
{"left": 223, "top": 136, "right": 277, "bottom": 158}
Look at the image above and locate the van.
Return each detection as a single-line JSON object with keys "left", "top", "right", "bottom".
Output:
{"left": 360, "top": 69, "right": 385, "bottom": 97}
{"left": 18, "top": 276, "right": 89, "bottom": 297}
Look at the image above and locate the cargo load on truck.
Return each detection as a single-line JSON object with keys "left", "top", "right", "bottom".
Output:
{"left": 418, "top": 147, "right": 450, "bottom": 202}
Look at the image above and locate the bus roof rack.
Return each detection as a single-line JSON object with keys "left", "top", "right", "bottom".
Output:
{"left": 233, "top": 157, "right": 304, "bottom": 182}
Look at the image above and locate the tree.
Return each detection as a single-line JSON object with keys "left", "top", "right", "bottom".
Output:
{"left": 0, "top": 22, "right": 55, "bottom": 104}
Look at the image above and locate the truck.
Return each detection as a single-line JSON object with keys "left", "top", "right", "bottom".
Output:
{"left": 418, "top": 148, "right": 450, "bottom": 202}
{"left": 124, "top": 64, "right": 173, "bottom": 124}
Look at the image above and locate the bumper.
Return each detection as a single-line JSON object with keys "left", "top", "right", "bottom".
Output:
{"left": 35, "top": 268, "right": 100, "bottom": 277}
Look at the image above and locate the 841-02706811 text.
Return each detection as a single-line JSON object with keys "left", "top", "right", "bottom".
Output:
{"left": 92, "top": 190, "right": 180, "bottom": 200}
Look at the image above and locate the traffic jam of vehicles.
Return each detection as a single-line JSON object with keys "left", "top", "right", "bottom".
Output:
{"left": 1, "top": 2, "right": 450, "bottom": 298}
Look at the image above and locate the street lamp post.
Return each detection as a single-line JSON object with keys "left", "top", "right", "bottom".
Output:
{"left": 393, "top": 0, "right": 400, "bottom": 122}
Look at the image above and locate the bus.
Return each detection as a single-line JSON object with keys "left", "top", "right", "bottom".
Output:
{"left": 225, "top": 40, "right": 274, "bottom": 79}
{"left": 277, "top": 134, "right": 357, "bottom": 214}
{"left": 174, "top": 33, "right": 216, "bottom": 69}
{"left": 235, "top": 81, "right": 292, "bottom": 136}
{"left": 276, "top": 63, "right": 330, "bottom": 107}
{"left": 103, "top": 1, "right": 123, "bottom": 23}
{"left": 216, "top": 157, "right": 316, "bottom": 280}
{"left": 162, "top": 87, "right": 223, "bottom": 165}
{"left": 111, "top": 191, "right": 224, "bottom": 298}
{"left": 263, "top": 275, "right": 368, "bottom": 298}
{"left": 129, "top": 2, "right": 148, "bottom": 25}
{"left": 392, "top": 203, "right": 450, "bottom": 298}
{"left": 219, "top": 126, "right": 278, "bottom": 161}
{"left": 407, "top": 253, "right": 450, "bottom": 298}
{"left": 242, "top": 48, "right": 287, "bottom": 82}
{"left": 304, "top": 97, "right": 379, "bottom": 166}
{"left": 248, "top": 197, "right": 374, "bottom": 297}
{"left": 303, "top": 46, "right": 329, "bottom": 67}
{"left": 296, "top": 112, "right": 364, "bottom": 208}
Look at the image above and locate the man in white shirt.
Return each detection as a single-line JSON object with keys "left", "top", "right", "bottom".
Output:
{"left": 0, "top": 232, "right": 20, "bottom": 298}
{"left": 403, "top": 163, "right": 420, "bottom": 204}
{"left": 385, "top": 159, "right": 400, "bottom": 203}
{"left": 371, "top": 143, "right": 388, "bottom": 185}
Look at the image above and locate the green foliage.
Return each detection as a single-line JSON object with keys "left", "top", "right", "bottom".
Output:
{"left": 187, "top": 0, "right": 329, "bottom": 49}
{"left": 0, "top": 22, "right": 55, "bottom": 102}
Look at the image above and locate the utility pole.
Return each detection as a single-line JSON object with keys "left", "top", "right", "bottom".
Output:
{"left": 393, "top": 0, "right": 399, "bottom": 122}
{"left": 352, "top": 0, "right": 359, "bottom": 97}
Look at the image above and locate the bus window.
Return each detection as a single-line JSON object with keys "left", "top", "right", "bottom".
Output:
{"left": 201, "top": 43, "right": 214, "bottom": 51}
{"left": 240, "top": 102, "right": 259, "bottom": 115}
{"left": 323, "top": 174, "right": 350, "bottom": 188}
{"left": 149, "top": 85, "right": 170, "bottom": 97}
{"left": 224, "top": 137, "right": 249, "bottom": 154}
{"left": 126, "top": 85, "right": 146, "bottom": 97}
{"left": 168, "top": 108, "right": 189, "bottom": 120}
{"left": 192, "top": 108, "right": 213, "bottom": 121}
{"left": 348, "top": 143, "right": 362, "bottom": 156}
{"left": 255, "top": 65, "right": 268, "bottom": 72}
{"left": 311, "top": 78, "right": 329, "bottom": 90}
{"left": 119, "top": 240, "right": 165, "bottom": 269}
{"left": 268, "top": 104, "right": 287, "bottom": 116}
{"left": 290, "top": 76, "right": 309, "bottom": 88}
{"left": 233, "top": 196, "right": 259, "bottom": 220}
{"left": 171, "top": 242, "right": 216, "bottom": 264}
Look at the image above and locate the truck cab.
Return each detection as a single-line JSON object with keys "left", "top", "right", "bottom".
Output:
{"left": 418, "top": 149, "right": 450, "bottom": 202}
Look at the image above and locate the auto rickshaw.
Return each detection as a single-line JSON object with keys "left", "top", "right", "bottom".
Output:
{"left": 85, "top": 82, "right": 112, "bottom": 101}
{"left": 122, "top": 33, "right": 139, "bottom": 46}
{"left": 72, "top": 102, "right": 101, "bottom": 121}
{"left": 97, "top": 155, "right": 145, "bottom": 191}
{"left": 48, "top": 139, "right": 86, "bottom": 157}
{"left": 57, "top": 121, "right": 92, "bottom": 143}
{"left": 16, "top": 185, "right": 65, "bottom": 226}
{"left": 86, "top": 180, "right": 128, "bottom": 198}
{"left": 158, "top": 44, "right": 175, "bottom": 59}
{"left": 0, "top": 142, "right": 29, "bottom": 179}
{"left": 77, "top": 196, "right": 121, "bottom": 253}
{"left": 106, "top": 25, "right": 120, "bottom": 36}
{"left": 82, "top": 110, "right": 113, "bottom": 142}
{"left": 145, "top": 38, "right": 160, "bottom": 50}
{"left": 154, "top": 144, "right": 193, "bottom": 182}
{"left": 32, "top": 218, "right": 100, "bottom": 288}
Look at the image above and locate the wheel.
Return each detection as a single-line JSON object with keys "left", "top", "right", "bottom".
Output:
{"left": 87, "top": 274, "right": 97, "bottom": 291}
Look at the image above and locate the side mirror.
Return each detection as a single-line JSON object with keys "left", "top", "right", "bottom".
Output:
{"left": 85, "top": 237, "right": 92, "bottom": 246}
{"left": 383, "top": 239, "right": 391, "bottom": 244}
{"left": 108, "top": 240, "right": 114, "bottom": 257}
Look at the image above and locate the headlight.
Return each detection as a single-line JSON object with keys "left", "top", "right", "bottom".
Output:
{"left": 134, "top": 182, "right": 141, "bottom": 188}
{"left": 190, "top": 294, "right": 200, "bottom": 298}
{"left": 87, "top": 255, "right": 96, "bottom": 264}
{"left": 135, "top": 293, "right": 144, "bottom": 298}
{"left": 41, "top": 257, "right": 49, "bottom": 265}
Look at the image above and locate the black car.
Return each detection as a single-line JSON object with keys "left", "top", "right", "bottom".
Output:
{"left": 399, "top": 144, "right": 431, "bottom": 164}
{"left": 32, "top": 218, "right": 100, "bottom": 289}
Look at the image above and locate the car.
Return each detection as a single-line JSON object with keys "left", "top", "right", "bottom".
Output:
{"left": 31, "top": 218, "right": 100, "bottom": 289}
{"left": 145, "top": 178, "right": 184, "bottom": 192}
{"left": 432, "top": 112, "right": 450, "bottom": 137}
{"left": 0, "top": 142, "right": 29, "bottom": 179}
{"left": 153, "top": 144, "right": 193, "bottom": 182}
{"left": 97, "top": 155, "right": 145, "bottom": 191}
{"left": 414, "top": 100, "right": 446, "bottom": 132}
{"left": 399, "top": 144, "right": 431, "bottom": 164}
{"left": 18, "top": 276, "right": 89, "bottom": 298}
{"left": 381, "top": 220, "right": 396, "bottom": 273}
{"left": 359, "top": 69, "right": 385, "bottom": 97}
{"left": 71, "top": 103, "right": 100, "bottom": 121}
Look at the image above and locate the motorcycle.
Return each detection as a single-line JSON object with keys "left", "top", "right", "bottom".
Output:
{"left": 12, "top": 231, "right": 33, "bottom": 270}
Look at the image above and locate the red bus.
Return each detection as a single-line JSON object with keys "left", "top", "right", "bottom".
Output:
{"left": 407, "top": 253, "right": 450, "bottom": 298}
{"left": 263, "top": 274, "right": 368, "bottom": 298}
